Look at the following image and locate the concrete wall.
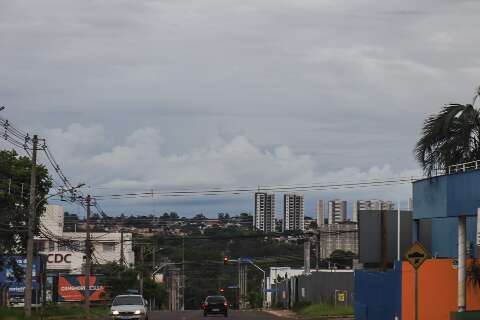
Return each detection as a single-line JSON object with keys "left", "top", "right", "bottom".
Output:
{"left": 297, "top": 271, "right": 354, "bottom": 305}
{"left": 358, "top": 210, "right": 412, "bottom": 264}
{"left": 272, "top": 270, "right": 354, "bottom": 308}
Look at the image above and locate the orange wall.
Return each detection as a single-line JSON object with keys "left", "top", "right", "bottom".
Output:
{"left": 402, "top": 259, "right": 480, "bottom": 320}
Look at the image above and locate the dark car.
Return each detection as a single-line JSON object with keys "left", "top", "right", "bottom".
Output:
{"left": 202, "top": 295, "right": 228, "bottom": 317}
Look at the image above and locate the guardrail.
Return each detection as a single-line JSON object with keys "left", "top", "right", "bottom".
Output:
{"left": 448, "top": 160, "right": 480, "bottom": 174}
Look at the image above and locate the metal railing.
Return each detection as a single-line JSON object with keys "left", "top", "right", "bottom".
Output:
{"left": 448, "top": 160, "right": 480, "bottom": 174}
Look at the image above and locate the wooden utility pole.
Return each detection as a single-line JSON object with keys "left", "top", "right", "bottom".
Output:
{"left": 24, "top": 135, "right": 38, "bottom": 318}
{"left": 139, "top": 244, "right": 144, "bottom": 296}
{"left": 152, "top": 240, "right": 156, "bottom": 270}
{"left": 84, "top": 195, "right": 91, "bottom": 316}
{"left": 120, "top": 229, "right": 125, "bottom": 268}
{"left": 316, "top": 232, "right": 320, "bottom": 271}
{"left": 181, "top": 236, "right": 185, "bottom": 311}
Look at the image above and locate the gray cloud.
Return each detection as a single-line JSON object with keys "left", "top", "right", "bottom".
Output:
{"left": 0, "top": 0, "right": 478, "bottom": 215}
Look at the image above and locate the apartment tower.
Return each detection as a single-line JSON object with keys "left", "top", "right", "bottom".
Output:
{"left": 283, "top": 194, "right": 305, "bottom": 231}
{"left": 328, "top": 199, "right": 347, "bottom": 224}
{"left": 316, "top": 200, "right": 325, "bottom": 227}
{"left": 254, "top": 192, "right": 276, "bottom": 232}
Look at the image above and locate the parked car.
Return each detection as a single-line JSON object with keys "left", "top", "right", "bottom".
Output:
{"left": 202, "top": 295, "right": 228, "bottom": 317}
{"left": 111, "top": 294, "right": 149, "bottom": 320}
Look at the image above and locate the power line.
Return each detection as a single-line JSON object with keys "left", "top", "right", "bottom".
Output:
{"left": 90, "top": 177, "right": 417, "bottom": 201}
{"left": 0, "top": 116, "right": 106, "bottom": 219}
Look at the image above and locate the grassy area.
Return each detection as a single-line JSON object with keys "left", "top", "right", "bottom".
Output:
{"left": 296, "top": 303, "right": 354, "bottom": 318}
{"left": 0, "top": 305, "right": 109, "bottom": 320}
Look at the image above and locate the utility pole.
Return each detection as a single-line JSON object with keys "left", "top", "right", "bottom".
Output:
{"left": 24, "top": 135, "right": 38, "bottom": 318}
{"left": 119, "top": 229, "right": 125, "bottom": 268}
{"left": 244, "top": 265, "right": 248, "bottom": 308}
{"left": 181, "top": 236, "right": 185, "bottom": 311}
{"left": 240, "top": 264, "right": 247, "bottom": 309}
{"left": 84, "top": 195, "right": 92, "bottom": 316}
{"left": 238, "top": 259, "right": 241, "bottom": 309}
{"left": 316, "top": 231, "right": 320, "bottom": 271}
{"left": 304, "top": 240, "right": 311, "bottom": 275}
{"left": 139, "top": 244, "right": 144, "bottom": 296}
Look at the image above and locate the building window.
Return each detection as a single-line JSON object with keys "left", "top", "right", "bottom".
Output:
{"left": 49, "top": 240, "right": 55, "bottom": 251}
{"left": 102, "top": 242, "right": 116, "bottom": 252}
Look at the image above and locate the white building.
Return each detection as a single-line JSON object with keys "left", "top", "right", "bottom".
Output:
{"left": 254, "top": 193, "right": 276, "bottom": 232}
{"left": 352, "top": 199, "right": 395, "bottom": 223}
{"left": 328, "top": 200, "right": 347, "bottom": 224}
{"left": 283, "top": 194, "right": 304, "bottom": 231}
{"left": 316, "top": 200, "right": 325, "bottom": 226}
{"left": 36, "top": 205, "right": 134, "bottom": 273}
{"left": 408, "top": 198, "right": 413, "bottom": 211}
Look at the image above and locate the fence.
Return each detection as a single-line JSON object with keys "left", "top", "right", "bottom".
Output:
{"left": 354, "top": 264, "right": 402, "bottom": 320}
{"left": 272, "top": 270, "right": 354, "bottom": 309}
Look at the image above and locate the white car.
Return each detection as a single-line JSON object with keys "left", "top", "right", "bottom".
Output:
{"left": 111, "top": 294, "right": 149, "bottom": 320}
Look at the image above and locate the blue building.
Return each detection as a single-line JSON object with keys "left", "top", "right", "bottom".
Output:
{"left": 413, "top": 168, "right": 480, "bottom": 258}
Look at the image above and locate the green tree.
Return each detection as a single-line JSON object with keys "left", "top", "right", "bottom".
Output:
{"left": 97, "top": 262, "right": 167, "bottom": 308}
{"left": 329, "top": 250, "right": 356, "bottom": 269}
{"left": 0, "top": 150, "right": 52, "bottom": 255}
{"left": 414, "top": 89, "right": 480, "bottom": 175}
{"left": 247, "top": 291, "right": 262, "bottom": 308}
{"left": 193, "top": 213, "right": 207, "bottom": 220}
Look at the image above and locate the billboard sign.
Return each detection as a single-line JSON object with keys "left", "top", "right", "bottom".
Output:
{"left": 58, "top": 275, "right": 107, "bottom": 301}
{"left": 0, "top": 256, "right": 41, "bottom": 295}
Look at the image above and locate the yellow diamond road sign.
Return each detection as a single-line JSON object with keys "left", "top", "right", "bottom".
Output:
{"left": 405, "top": 241, "right": 430, "bottom": 269}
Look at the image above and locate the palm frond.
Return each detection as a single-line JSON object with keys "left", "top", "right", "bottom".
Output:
{"left": 414, "top": 104, "right": 480, "bottom": 175}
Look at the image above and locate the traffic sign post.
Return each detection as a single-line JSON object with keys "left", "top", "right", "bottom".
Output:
{"left": 405, "top": 241, "right": 430, "bottom": 320}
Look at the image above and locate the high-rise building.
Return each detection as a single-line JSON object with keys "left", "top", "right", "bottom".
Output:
{"left": 283, "top": 194, "right": 304, "bottom": 231}
{"left": 316, "top": 200, "right": 325, "bottom": 227}
{"left": 352, "top": 200, "right": 395, "bottom": 222}
{"left": 408, "top": 198, "right": 413, "bottom": 211}
{"left": 328, "top": 199, "right": 347, "bottom": 224}
{"left": 254, "top": 192, "right": 276, "bottom": 232}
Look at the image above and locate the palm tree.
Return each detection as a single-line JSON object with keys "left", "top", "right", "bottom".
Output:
{"left": 414, "top": 87, "right": 480, "bottom": 176}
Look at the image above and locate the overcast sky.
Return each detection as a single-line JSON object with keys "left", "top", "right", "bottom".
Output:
{"left": 1, "top": 0, "right": 479, "bottom": 217}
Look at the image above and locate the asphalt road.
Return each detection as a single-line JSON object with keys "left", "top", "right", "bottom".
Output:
{"left": 148, "top": 310, "right": 283, "bottom": 320}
